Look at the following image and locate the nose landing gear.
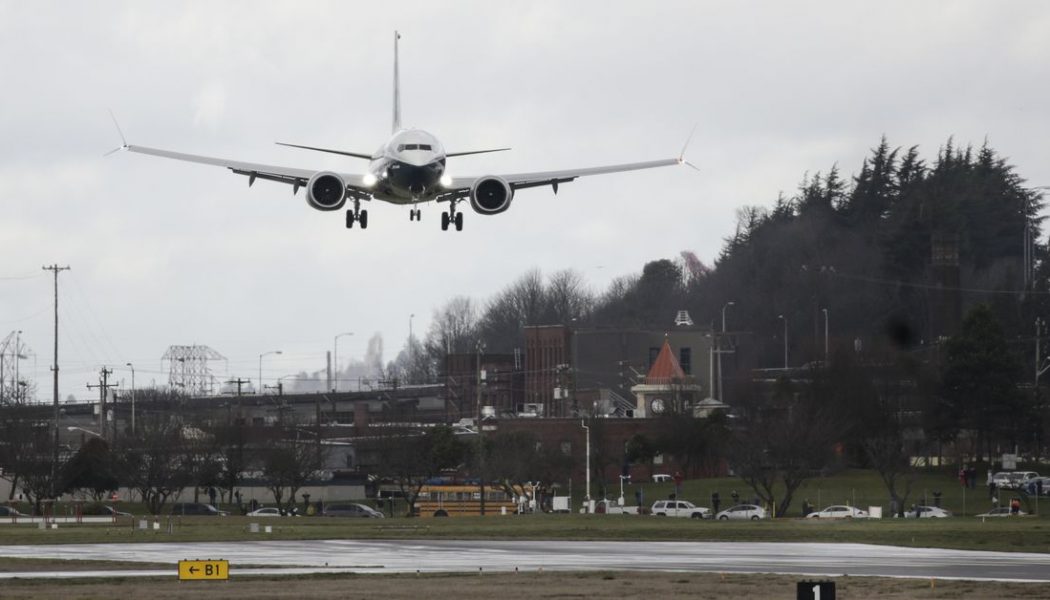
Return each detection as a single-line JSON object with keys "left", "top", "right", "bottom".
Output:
{"left": 409, "top": 208, "right": 421, "bottom": 221}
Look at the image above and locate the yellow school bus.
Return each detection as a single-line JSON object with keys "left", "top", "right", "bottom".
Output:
{"left": 413, "top": 484, "right": 522, "bottom": 517}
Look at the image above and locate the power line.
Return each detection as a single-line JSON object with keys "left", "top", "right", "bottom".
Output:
{"left": 831, "top": 270, "right": 1050, "bottom": 296}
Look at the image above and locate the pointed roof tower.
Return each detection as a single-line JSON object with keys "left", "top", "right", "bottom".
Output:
{"left": 645, "top": 338, "right": 687, "bottom": 385}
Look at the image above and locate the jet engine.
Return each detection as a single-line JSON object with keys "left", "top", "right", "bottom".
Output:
{"left": 469, "top": 176, "right": 513, "bottom": 215}
{"left": 306, "top": 171, "right": 347, "bottom": 211}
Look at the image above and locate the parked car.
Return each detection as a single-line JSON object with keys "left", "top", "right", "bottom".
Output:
{"left": 322, "top": 503, "right": 384, "bottom": 518}
{"left": 0, "top": 506, "right": 29, "bottom": 518}
{"left": 976, "top": 507, "right": 1027, "bottom": 517}
{"left": 806, "top": 505, "right": 869, "bottom": 519}
{"left": 246, "top": 507, "right": 288, "bottom": 517}
{"left": 170, "top": 502, "right": 228, "bottom": 516}
{"left": 1024, "top": 476, "right": 1050, "bottom": 496}
{"left": 651, "top": 474, "right": 672, "bottom": 483}
{"left": 82, "top": 504, "right": 132, "bottom": 517}
{"left": 596, "top": 499, "right": 640, "bottom": 515}
{"left": 993, "top": 471, "right": 1040, "bottom": 490}
{"left": 903, "top": 505, "right": 951, "bottom": 518}
{"left": 650, "top": 500, "right": 709, "bottom": 519}
{"left": 715, "top": 504, "right": 768, "bottom": 520}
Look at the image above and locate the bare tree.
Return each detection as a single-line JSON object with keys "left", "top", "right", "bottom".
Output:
{"left": 729, "top": 377, "right": 841, "bottom": 517}
{"left": 208, "top": 423, "right": 252, "bottom": 506}
{"left": 371, "top": 425, "right": 466, "bottom": 516}
{"left": 425, "top": 296, "right": 479, "bottom": 354}
{"left": 261, "top": 431, "right": 325, "bottom": 512}
{"left": 0, "top": 404, "right": 61, "bottom": 512}
{"left": 117, "top": 414, "right": 193, "bottom": 515}
{"left": 545, "top": 269, "right": 594, "bottom": 323}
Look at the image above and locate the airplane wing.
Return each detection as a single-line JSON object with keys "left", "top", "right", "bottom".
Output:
{"left": 444, "top": 157, "right": 682, "bottom": 197}
{"left": 125, "top": 144, "right": 371, "bottom": 195}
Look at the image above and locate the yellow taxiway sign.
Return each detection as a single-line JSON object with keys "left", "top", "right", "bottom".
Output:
{"left": 178, "top": 559, "right": 229, "bottom": 581}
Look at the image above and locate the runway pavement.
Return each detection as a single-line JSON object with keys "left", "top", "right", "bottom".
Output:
{"left": 1, "top": 539, "right": 1049, "bottom": 582}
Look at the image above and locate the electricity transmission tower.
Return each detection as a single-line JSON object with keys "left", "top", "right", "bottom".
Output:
{"left": 162, "top": 345, "right": 226, "bottom": 396}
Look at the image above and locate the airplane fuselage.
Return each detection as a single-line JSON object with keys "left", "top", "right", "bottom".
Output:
{"left": 368, "top": 128, "right": 448, "bottom": 203}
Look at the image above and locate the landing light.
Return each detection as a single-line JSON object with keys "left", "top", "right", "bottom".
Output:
{"left": 362, "top": 173, "right": 378, "bottom": 187}
{"left": 440, "top": 174, "right": 453, "bottom": 188}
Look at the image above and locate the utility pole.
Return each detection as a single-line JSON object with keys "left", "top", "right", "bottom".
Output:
{"left": 581, "top": 419, "right": 591, "bottom": 512}
{"left": 719, "top": 302, "right": 734, "bottom": 401}
{"left": 87, "top": 367, "right": 116, "bottom": 441}
{"left": 476, "top": 341, "right": 486, "bottom": 516}
{"left": 227, "top": 378, "right": 251, "bottom": 397}
{"left": 43, "top": 264, "right": 69, "bottom": 500}
{"left": 778, "top": 314, "right": 789, "bottom": 369}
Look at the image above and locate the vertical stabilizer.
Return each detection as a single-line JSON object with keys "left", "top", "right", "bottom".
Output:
{"left": 392, "top": 31, "right": 402, "bottom": 133}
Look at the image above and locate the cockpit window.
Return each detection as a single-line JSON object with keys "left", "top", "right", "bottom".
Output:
{"left": 396, "top": 143, "right": 432, "bottom": 152}
{"left": 420, "top": 144, "right": 432, "bottom": 151}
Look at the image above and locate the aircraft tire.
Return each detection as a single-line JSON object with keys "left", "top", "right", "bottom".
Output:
{"left": 441, "top": 212, "right": 450, "bottom": 231}
{"left": 454, "top": 212, "right": 463, "bottom": 231}
{"left": 346, "top": 210, "right": 355, "bottom": 228}
{"left": 360, "top": 210, "right": 369, "bottom": 229}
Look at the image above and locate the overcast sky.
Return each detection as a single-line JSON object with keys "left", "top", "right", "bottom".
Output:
{"left": 2, "top": 1, "right": 1049, "bottom": 401}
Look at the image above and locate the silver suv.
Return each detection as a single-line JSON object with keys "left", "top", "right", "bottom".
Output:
{"left": 650, "top": 500, "right": 709, "bottom": 519}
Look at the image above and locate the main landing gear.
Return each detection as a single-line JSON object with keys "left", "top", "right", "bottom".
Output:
{"left": 409, "top": 208, "right": 422, "bottom": 221}
{"left": 345, "top": 200, "right": 368, "bottom": 229}
{"left": 440, "top": 202, "right": 464, "bottom": 232}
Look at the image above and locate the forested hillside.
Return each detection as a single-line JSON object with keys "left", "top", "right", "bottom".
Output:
{"left": 394, "top": 137, "right": 1046, "bottom": 384}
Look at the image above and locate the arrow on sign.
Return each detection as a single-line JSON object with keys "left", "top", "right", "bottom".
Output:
{"left": 189, "top": 566, "right": 199, "bottom": 574}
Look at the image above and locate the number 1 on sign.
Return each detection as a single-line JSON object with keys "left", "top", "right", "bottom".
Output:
{"left": 812, "top": 584, "right": 820, "bottom": 600}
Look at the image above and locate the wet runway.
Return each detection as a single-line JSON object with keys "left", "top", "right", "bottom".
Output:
{"left": 0, "top": 540, "right": 1048, "bottom": 582}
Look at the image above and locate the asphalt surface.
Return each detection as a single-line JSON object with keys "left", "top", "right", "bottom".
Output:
{"left": 1, "top": 540, "right": 1049, "bottom": 582}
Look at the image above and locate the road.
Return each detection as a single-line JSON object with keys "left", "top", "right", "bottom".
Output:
{"left": 1, "top": 540, "right": 1049, "bottom": 581}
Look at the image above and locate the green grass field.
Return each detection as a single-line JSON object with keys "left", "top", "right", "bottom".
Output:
{"left": 0, "top": 513, "right": 1047, "bottom": 553}
{"left": 2, "top": 469, "right": 1046, "bottom": 553}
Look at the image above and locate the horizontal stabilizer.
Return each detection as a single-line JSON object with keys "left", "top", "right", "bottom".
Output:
{"left": 445, "top": 147, "right": 511, "bottom": 158}
{"left": 276, "top": 142, "right": 373, "bottom": 160}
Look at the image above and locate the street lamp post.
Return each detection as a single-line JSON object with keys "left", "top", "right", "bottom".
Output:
{"left": 258, "top": 350, "right": 282, "bottom": 394}
{"left": 581, "top": 419, "right": 592, "bottom": 512}
{"left": 822, "top": 308, "right": 829, "bottom": 362}
{"left": 408, "top": 314, "right": 415, "bottom": 384}
{"left": 125, "top": 362, "right": 135, "bottom": 435}
{"left": 778, "top": 314, "right": 788, "bottom": 369}
{"left": 14, "top": 330, "right": 21, "bottom": 402}
{"left": 333, "top": 332, "right": 354, "bottom": 392}
{"left": 719, "top": 302, "right": 734, "bottom": 402}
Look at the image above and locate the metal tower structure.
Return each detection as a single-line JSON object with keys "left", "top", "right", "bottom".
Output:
{"left": 1, "top": 330, "right": 33, "bottom": 404}
{"left": 162, "top": 345, "right": 226, "bottom": 396}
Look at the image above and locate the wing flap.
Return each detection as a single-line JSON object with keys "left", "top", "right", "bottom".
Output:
{"left": 126, "top": 144, "right": 369, "bottom": 190}
{"left": 447, "top": 157, "right": 680, "bottom": 191}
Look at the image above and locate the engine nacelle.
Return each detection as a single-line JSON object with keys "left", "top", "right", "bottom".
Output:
{"left": 306, "top": 171, "right": 347, "bottom": 211}
{"left": 469, "top": 176, "right": 514, "bottom": 215}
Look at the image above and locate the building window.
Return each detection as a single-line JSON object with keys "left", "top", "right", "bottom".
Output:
{"left": 679, "top": 347, "right": 692, "bottom": 375}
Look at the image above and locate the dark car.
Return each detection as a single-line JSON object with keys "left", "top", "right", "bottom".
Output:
{"left": 322, "top": 503, "right": 384, "bottom": 518}
{"left": 0, "top": 506, "right": 29, "bottom": 518}
{"left": 82, "top": 504, "right": 132, "bottom": 517}
{"left": 170, "top": 502, "right": 228, "bottom": 516}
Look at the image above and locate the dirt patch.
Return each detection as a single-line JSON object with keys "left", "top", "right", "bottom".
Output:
{"left": 0, "top": 571, "right": 1046, "bottom": 599}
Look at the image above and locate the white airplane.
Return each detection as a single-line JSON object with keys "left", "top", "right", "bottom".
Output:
{"left": 114, "top": 32, "right": 688, "bottom": 232}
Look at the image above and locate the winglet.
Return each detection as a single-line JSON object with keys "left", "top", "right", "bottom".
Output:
{"left": 104, "top": 109, "right": 129, "bottom": 157}
{"left": 678, "top": 124, "right": 700, "bottom": 172}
